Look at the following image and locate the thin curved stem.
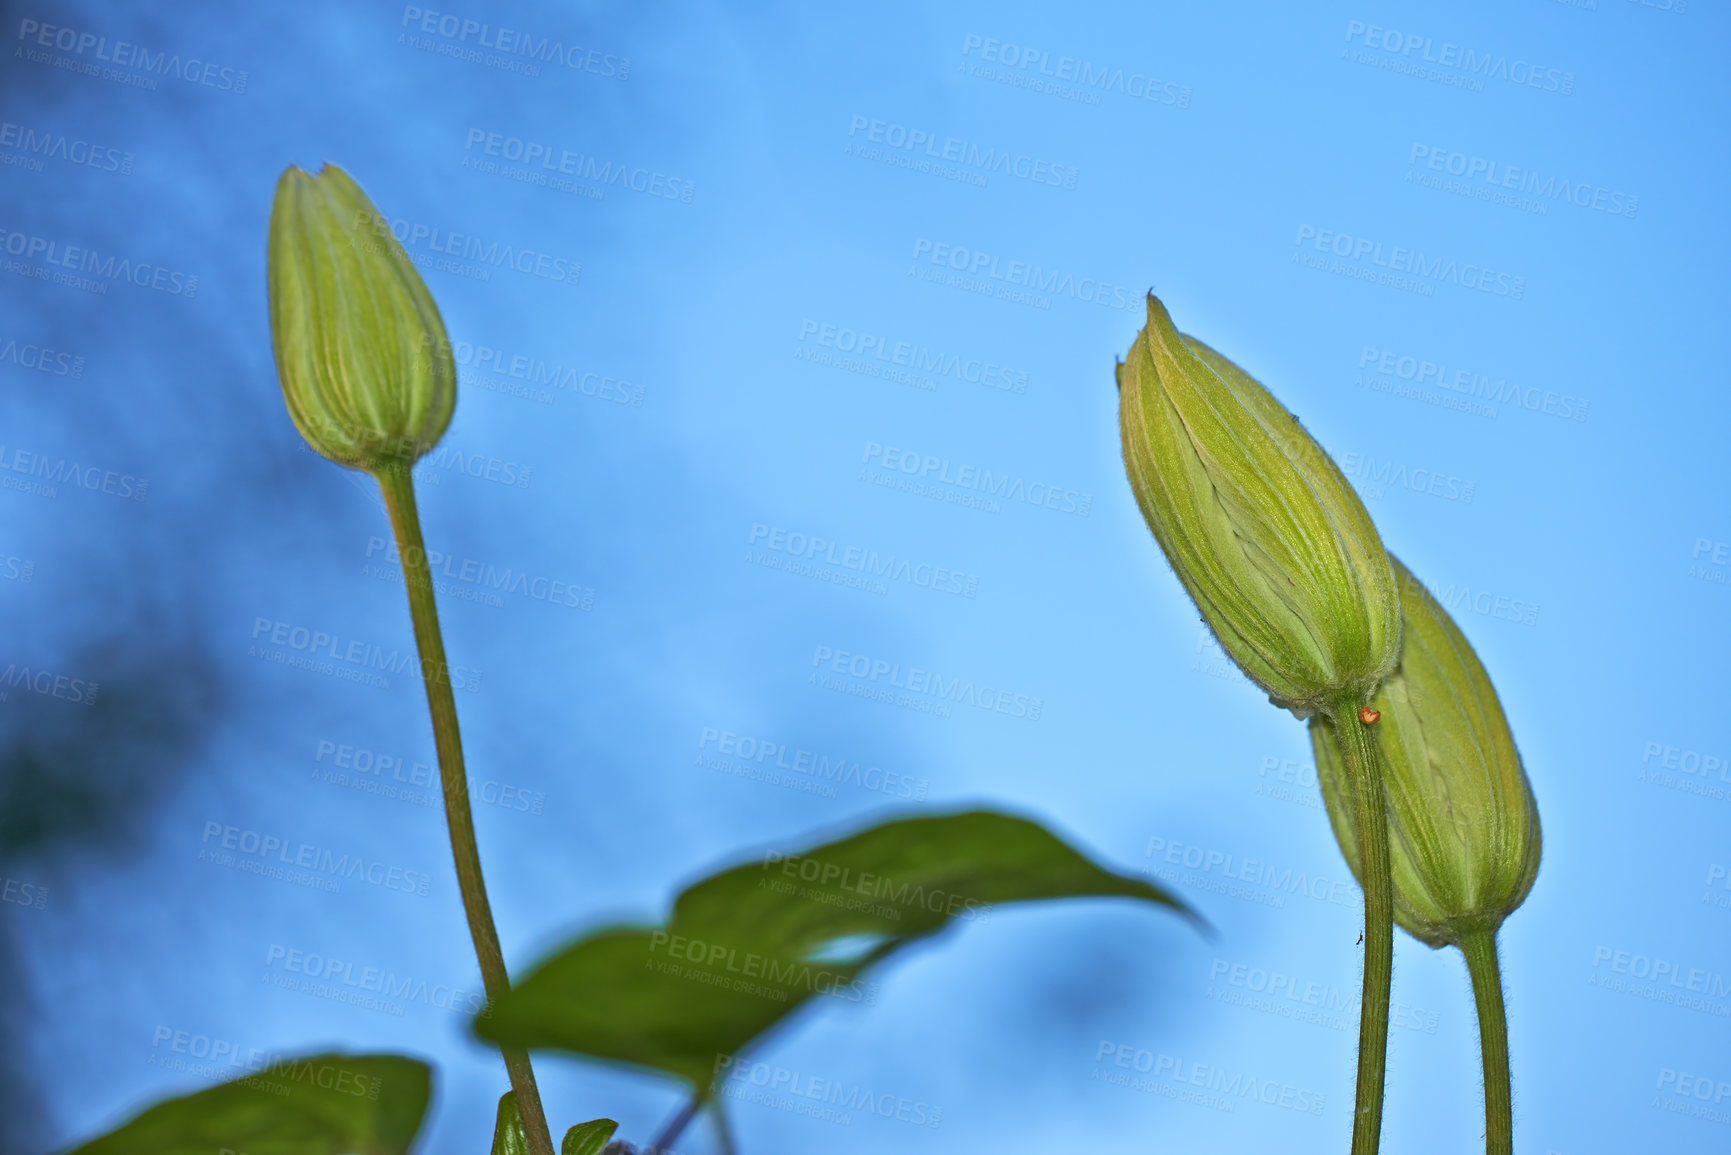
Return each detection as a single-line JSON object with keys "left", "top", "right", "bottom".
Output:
{"left": 647, "top": 1095, "right": 702, "bottom": 1155}
{"left": 1460, "top": 928, "right": 1513, "bottom": 1155}
{"left": 1332, "top": 702, "right": 1394, "bottom": 1155}
{"left": 376, "top": 463, "right": 555, "bottom": 1155}
{"left": 711, "top": 1093, "right": 739, "bottom": 1155}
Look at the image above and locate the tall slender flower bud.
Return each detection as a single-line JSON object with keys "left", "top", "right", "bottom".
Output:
{"left": 1117, "top": 293, "right": 1401, "bottom": 717}
{"left": 267, "top": 164, "right": 456, "bottom": 472}
{"left": 1310, "top": 557, "right": 1542, "bottom": 947}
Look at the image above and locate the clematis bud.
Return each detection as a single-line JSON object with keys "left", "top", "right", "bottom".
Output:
{"left": 267, "top": 164, "right": 455, "bottom": 472}
{"left": 1309, "top": 557, "right": 1542, "bottom": 947}
{"left": 1117, "top": 293, "right": 1401, "bottom": 717}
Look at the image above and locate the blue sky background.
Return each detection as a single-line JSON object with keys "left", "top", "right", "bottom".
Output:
{"left": 2, "top": 1, "right": 1727, "bottom": 1152}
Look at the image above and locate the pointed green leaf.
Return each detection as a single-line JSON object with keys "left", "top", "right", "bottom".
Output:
{"left": 491, "top": 1092, "right": 529, "bottom": 1155}
{"left": 65, "top": 1052, "right": 431, "bottom": 1155}
{"left": 674, "top": 809, "right": 1197, "bottom": 957}
{"left": 561, "top": 1118, "right": 619, "bottom": 1155}
{"left": 476, "top": 925, "right": 808, "bottom": 1087}
{"left": 477, "top": 810, "right": 1196, "bottom": 1087}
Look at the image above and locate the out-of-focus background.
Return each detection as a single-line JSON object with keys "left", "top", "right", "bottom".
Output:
{"left": 2, "top": 1, "right": 1726, "bottom": 1152}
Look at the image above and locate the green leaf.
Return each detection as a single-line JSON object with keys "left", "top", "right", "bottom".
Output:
{"left": 491, "top": 1092, "right": 529, "bottom": 1155}
{"left": 561, "top": 1118, "right": 619, "bottom": 1155}
{"left": 478, "top": 810, "right": 1196, "bottom": 1087}
{"left": 476, "top": 925, "right": 802, "bottom": 1087}
{"left": 674, "top": 809, "right": 1196, "bottom": 957}
{"left": 65, "top": 1052, "right": 431, "bottom": 1155}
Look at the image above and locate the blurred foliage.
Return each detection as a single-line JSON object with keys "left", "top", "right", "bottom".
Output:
{"left": 64, "top": 1052, "right": 430, "bottom": 1155}
{"left": 479, "top": 810, "right": 1197, "bottom": 1088}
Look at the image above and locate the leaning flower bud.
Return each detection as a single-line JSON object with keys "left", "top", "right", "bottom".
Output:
{"left": 1309, "top": 557, "right": 1542, "bottom": 947}
{"left": 267, "top": 163, "right": 456, "bottom": 472}
{"left": 1118, "top": 293, "right": 1401, "bottom": 717}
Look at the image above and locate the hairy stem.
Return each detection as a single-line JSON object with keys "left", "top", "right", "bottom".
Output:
{"left": 376, "top": 463, "right": 555, "bottom": 1155}
{"left": 1333, "top": 702, "right": 1394, "bottom": 1155}
{"left": 1460, "top": 928, "right": 1513, "bottom": 1155}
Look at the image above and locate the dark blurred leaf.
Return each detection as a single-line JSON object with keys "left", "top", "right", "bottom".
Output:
{"left": 64, "top": 1052, "right": 431, "bottom": 1155}
{"left": 477, "top": 926, "right": 799, "bottom": 1087}
{"left": 479, "top": 810, "right": 1196, "bottom": 1087}
{"left": 491, "top": 1091, "right": 528, "bottom": 1155}
{"left": 561, "top": 1118, "right": 619, "bottom": 1155}
{"left": 0, "top": 634, "right": 223, "bottom": 861}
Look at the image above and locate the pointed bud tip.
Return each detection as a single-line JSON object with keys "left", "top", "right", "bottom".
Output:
{"left": 1116, "top": 296, "right": 1401, "bottom": 715}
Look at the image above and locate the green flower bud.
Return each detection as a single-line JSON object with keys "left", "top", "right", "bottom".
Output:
{"left": 1310, "top": 557, "right": 1542, "bottom": 947}
{"left": 267, "top": 164, "right": 455, "bottom": 472}
{"left": 1117, "top": 293, "right": 1401, "bottom": 717}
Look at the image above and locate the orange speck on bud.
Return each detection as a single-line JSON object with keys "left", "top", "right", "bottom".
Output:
{"left": 1358, "top": 707, "right": 1381, "bottom": 725}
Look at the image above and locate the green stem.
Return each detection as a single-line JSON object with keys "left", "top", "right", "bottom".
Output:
{"left": 1460, "top": 928, "right": 1513, "bottom": 1155}
{"left": 375, "top": 463, "right": 555, "bottom": 1155}
{"left": 1333, "top": 702, "right": 1394, "bottom": 1155}
{"left": 711, "top": 1093, "right": 739, "bottom": 1155}
{"left": 648, "top": 1095, "right": 702, "bottom": 1154}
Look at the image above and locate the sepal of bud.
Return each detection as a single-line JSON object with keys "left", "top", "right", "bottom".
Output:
{"left": 1118, "top": 293, "right": 1401, "bottom": 716}
{"left": 267, "top": 164, "right": 456, "bottom": 472}
{"left": 1310, "top": 557, "right": 1541, "bottom": 947}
